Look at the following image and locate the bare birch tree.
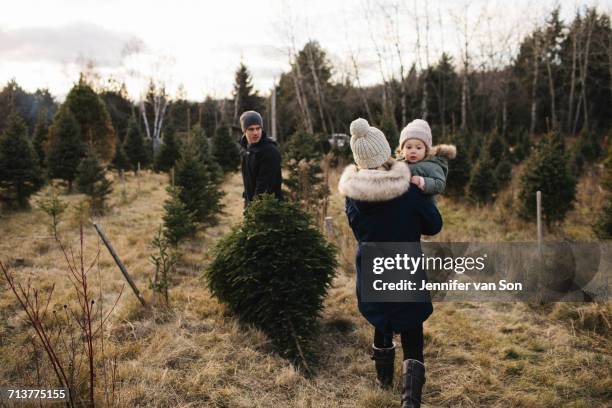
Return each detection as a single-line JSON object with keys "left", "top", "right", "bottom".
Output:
{"left": 573, "top": 11, "right": 594, "bottom": 133}
{"left": 140, "top": 79, "right": 169, "bottom": 155}
{"left": 530, "top": 32, "right": 541, "bottom": 136}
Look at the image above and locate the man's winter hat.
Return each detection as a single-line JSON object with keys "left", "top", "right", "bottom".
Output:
{"left": 399, "top": 119, "right": 432, "bottom": 150}
{"left": 349, "top": 118, "right": 391, "bottom": 169}
{"left": 240, "top": 111, "right": 263, "bottom": 132}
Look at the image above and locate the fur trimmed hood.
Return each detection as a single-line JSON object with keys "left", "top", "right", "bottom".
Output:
{"left": 431, "top": 144, "right": 457, "bottom": 159}
{"left": 338, "top": 160, "right": 411, "bottom": 202}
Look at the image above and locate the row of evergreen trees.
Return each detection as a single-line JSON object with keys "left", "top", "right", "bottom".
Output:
{"left": 0, "top": 75, "right": 243, "bottom": 213}
{"left": 0, "top": 111, "right": 113, "bottom": 212}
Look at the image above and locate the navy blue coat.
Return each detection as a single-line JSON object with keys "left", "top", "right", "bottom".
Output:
{"left": 342, "top": 164, "right": 443, "bottom": 332}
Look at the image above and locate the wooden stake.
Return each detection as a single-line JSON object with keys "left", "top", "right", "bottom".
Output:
{"left": 324, "top": 216, "right": 334, "bottom": 238}
{"left": 137, "top": 162, "right": 141, "bottom": 193}
{"left": 120, "top": 169, "right": 126, "bottom": 199}
{"left": 536, "top": 190, "right": 542, "bottom": 252}
{"left": 94, "top": 223, "right": 148, "bottom": 307}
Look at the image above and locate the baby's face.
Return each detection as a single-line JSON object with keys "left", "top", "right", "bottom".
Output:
{"left": 402, "top": 139, "right": 427, "bottom": 163}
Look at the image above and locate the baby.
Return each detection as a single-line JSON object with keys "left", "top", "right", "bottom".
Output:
{"left": 398, "top": 119, "right": 456, "bottom": 198}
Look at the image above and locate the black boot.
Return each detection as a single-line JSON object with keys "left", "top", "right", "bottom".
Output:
{"left": 401, "top": 359, "right": 426, "bottom": 408}
{"left": 371, "top": 343, "right": 395, "bottom": 389}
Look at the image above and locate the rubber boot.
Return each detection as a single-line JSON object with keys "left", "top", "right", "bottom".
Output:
{"left": 371, "top": 343, "right": 395, "bottom": 389}
{"left": 401, "top": 359, "right": 426, "bottom": 408}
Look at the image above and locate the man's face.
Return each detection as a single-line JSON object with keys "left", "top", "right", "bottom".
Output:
{"left": 245, "top": 124, "right": 262, "bottom": 145}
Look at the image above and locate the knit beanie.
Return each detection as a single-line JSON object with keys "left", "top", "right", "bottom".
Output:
{"left": 349, "top": 118, "right": 391, "bottom": 169}
{"left": 399, "top": 119, "right": 432, "bottom": 151}
{"left": 240, "top": 111, "right": 263, "bottom": 132}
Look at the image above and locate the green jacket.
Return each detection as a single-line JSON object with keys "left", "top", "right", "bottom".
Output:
{"left": 401, "top": 144, "right": 457, "bottom": 195}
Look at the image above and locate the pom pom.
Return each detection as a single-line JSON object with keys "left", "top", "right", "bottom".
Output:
{"left": 350, "top": 118, "right": 370, "bottom": 139}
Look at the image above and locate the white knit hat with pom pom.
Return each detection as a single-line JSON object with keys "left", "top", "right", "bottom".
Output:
{"left": 349, "top": 118, "right": 391, "bottom": 169}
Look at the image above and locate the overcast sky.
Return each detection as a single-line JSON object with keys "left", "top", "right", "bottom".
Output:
{"left": 1, "top": 0, "right": 608, "bottom": 101}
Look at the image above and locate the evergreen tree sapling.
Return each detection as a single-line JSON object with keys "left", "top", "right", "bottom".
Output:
{"left": 163, "top": 185, "right": 196, "bottom": 246}
{"left": 46, "top": 107, "right": 85, "bottom": 191}
{"left": 594, "top": 145, "right": 612, "bottom": 239}
{"left": 518, "top": 133, "right": 576, "bottom": 227}
{"left": 467, "top": 153, "right": 499, "bottom": 203}
{"left": 174, "top": 144, "right": 224, "bottom": 224}
{"left": 61, "top": 76, "right": 116, "bottom": 161}
{"left": 204, "top": 194, "right": 337, "bottom": 363}
{"left": 211, "top": 125, "right": 240, "bottom": 172}
{"left": 283, "top": 130, "right": 329, "bottom": 220}
{"left": 446, "top": 133, "right": 472, "bottom": 196}
{"left": 154, "top": 127, "right": 181, "bottom": 173}
{"left": 192, "top": 129, "right": 223, "bottom": 184}
{"left": 111, "top": 137, "right": 130, "bottom": 172}
{"left": 123, "top": 115, "right": 149, "bottom": 173}
{"left": 571, "top": 127, "right": 602, "bottom": 174}
{"left": 232, "top": 63, "right": 261, "bottom": 120}
{"left": 37, "top": 188, "right": 68, "bottom": 239}
{"left": 76, "top": 150, "right": 113, "bottom": 213}
{"left": 0, "top": 113, "right": 44, "bottom": 208}
{"left": 33, "top": 108, "right": 49, "bottom": 167}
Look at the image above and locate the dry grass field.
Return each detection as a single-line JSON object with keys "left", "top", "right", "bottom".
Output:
{"left": 0, "top": 167, "right": 610, "bottom": 407}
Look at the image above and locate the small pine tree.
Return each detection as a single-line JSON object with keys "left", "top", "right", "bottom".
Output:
{"left": 37, "top": 188, "right": 68, "bottom": 239}
{"left": 495, "top": 159, "right": 513, "bottom": 188}
{"left": 149, "top": 226, "right": 177, "bottom": 306}
{"left": 192, "top": 129, "right": 223, "bottom": 185}
{"left": 175, "top": 144, "right": 224, "bottom": 224}
{"left": 111, "top": 136, "right": 130, "bottom": 172}
{"left": 594, "top": 145, "right": 612, "bottom": 239}
{"left": 191, "top": 124, "right": 208, "bottom": 151}
{"left": 204, "top": 194, "right": 337, "bottom": 363}
{"left": 163, "top": 185, "right": 196, "bottom": 246}
{"left": 46, "top": 107, "right": 85, "bottom": 191}
{"left": 0, "top": 113, "right": 44, "bottom": 208}
{"left": 62, "top": 75, "right": 116, "bottom": 161}
{"left": 571, "top": 127, "right": 602, "bottom": 174}
{"left": 378, "top": 107, "right": 399, "bottom": 152}
{"left": 33, "top": 108, "right": 49, "bottom": 167}
{"left": 518, "top": 133, "right": 576, "bottom": 227}
{"left": 486, "top": 130, "right": 507, "bottom": 163}
{"left": 511, "top": 130, "right": 531, "bottom": 163}
{"left": 284, "top": 130, "right": 329, "bottom": 221}
{"left": 154, "top": 128, "right": 181, "bottom": 172}
{"left": 211, "top": 125, "right": 240, "bottom": 173}
{"left": 123, "top": 115, "right": 149, "bottom": 173}
{"left": 76, "top": 151, "right": 113, "bottom": 213}
{"left": 446, "top": 133, "right": 472, "bottom": 196}
{"left": 285, "top": 130, "right": 323, "bottom": 162}
{"left": 467, "top": 154, "right": 499, "bottom": 203}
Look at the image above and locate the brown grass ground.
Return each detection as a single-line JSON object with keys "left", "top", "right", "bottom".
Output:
{"left": 0, "top": 167, "right": 610, "bottom": 407}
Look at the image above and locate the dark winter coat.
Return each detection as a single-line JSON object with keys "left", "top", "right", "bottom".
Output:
{"left": 338, "top": 160, "right": 443, "bottom": 332}
{"left": 239, "top": 131, "right": 282, "bottom": 206}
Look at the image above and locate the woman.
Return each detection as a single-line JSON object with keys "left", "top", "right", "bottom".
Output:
{"left": 338, "top": 118, "right": 442, "bottom": 408}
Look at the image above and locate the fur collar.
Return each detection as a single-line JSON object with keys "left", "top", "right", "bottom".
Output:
{"left": 338, "top": 161, "right": 411, "bottom": 202}
{"left": 431, "top": 144, "right": 457, "bottom": 159}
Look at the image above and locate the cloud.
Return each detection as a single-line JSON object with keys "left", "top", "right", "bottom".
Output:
{"left": 219, "top": 43, "right": 287, "bottom": 62}
{"left": 0, "top": 22, "right": 146, "bottom": 68}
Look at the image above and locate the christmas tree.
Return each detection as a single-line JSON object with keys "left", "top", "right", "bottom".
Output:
{"left": 0, "top": 113, "right": 44, "bottom": 208}
{"left": 211, "top": 125, "right": 240, "bottom": 173}
{"left": 47, "top": 107, "right": 85, "bottom": 191}
{"left": 205, "top": 194, "right": 337, "bottom": 364}
{"left": 518, "top": 133, "right": 576, "bottom": 227}
{"left": 76, "top": 150, "right": 113, "bottom": 213}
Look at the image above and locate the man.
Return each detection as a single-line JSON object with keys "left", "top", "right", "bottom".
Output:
{"left": 239, "top": 110, "right": 282, "bottom": 207}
